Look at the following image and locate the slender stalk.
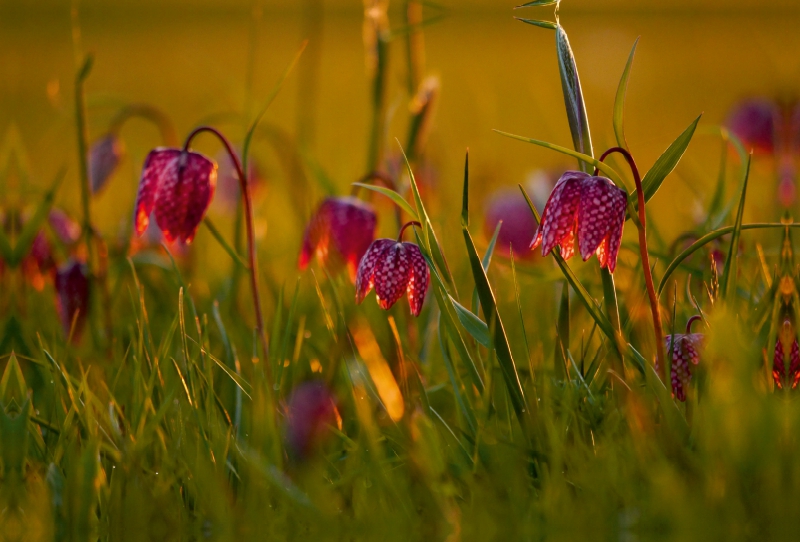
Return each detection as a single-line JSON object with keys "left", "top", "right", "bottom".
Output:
{"left": 183, "top": 126, "right": 270, "bottom": 379}
{"left": 108, "top": 104, "right": 178, "bottom": 146}
{"left": 397, "top": 220, "right": 422, "bottom": 242}
{"left": 350, "top": 171, "right": 403, "bottom": 229}
{"left": 597, "top": 146, "right": 666, "bottom": 378}
{"left": 685, "top": 315, "right": 702, "bottom": 335}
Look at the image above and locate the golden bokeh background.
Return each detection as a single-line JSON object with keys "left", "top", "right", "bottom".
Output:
{"left": 3, "top": 0, "right": 800, "bottom": 282}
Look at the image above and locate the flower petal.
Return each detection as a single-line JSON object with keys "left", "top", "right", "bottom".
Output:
{"left": 330, "top": 197, "right": 377, "bottom": 281}
{"left": 355, "top": 238, "right": 395, "bottom": 304}
{"left": 135, "top": 148, "right": 180, "bottom": 236}
{"left": 577, "top": 176, "right": 626, "bottom": 263}
{"left": 791, "top": 338, "right": 800, "bottom": 389}
{"left": 404, "top": 243, "right": 429, "bottom": 317}
{"left": 89, "top": 134, "right": 124, "bottom": 194}
{"left": 373, "top": 242, "right": 412, "bottom": 310}
{"left": 153, "top": 150, "right": 216, "bottom": 244}
{"left": 538, "top": 171, "right": 585, "bottom": 256}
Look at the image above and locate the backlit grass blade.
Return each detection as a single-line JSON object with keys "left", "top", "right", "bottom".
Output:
{"left": 556, "top": 24, "right": 593, "bottom": 172}
{"left": 450, "top": 297, "right": 491, "bottom": 349}
{"left": 613, "top": 37, "right": 639, "bottom": 151}
{"left": 514, "top": 18, "right": 557, "bottom": 30}
{"left": 721, "top": 154, "right": 752, "bottom": 300}
{"left": 351, "top": 182, "right": 419, "bottom": 220}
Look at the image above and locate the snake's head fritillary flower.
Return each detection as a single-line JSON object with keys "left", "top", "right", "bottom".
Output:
{"left": 89, "top": 134, "right": 125, "bottom": 195}
{"left": 48, "top": 209, "right": 82, "bottom": 246}
{"left": 484, "top": 189, "right": 538, "bottom": 257}
{"left": 773, "top": 319, "right": 800, "bottom": 390}
{"left": 284, "top": 381, "right": 340, "bottom": 459}
{"left": 530, "top": 170, "right": 627, "bottom": 272}
{"left": 134, "top": 148, "right": 217, "bottom": 244}
{"left": 355, "top": 231, "right": 429, "bottom": 317}
{"left": 726, "top": 99, "right": 778, "bottom": 155}
{"left": 666, "top": 332, "right": 703, "bottom": 402}
{"left": 298, "top": 197, "right": 377, "bottom": 282}
{"left": 55, "top": 258, "right": 90, "bottom": 341}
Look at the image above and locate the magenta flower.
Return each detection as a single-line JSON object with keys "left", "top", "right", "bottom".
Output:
{"left": 355, "top": 223, "right": 429, "bottom": 317}
{"left": 666, "top": 332, "right": 703, "bottom": 402}
{"left": 283, "top": 381, "right": 339, "bottom": 459}
{"left": 55, "top": 258, "right": 90, "bottom": 341}
{"left": 298, "top": 197, "right": 377, "bottom": 282}
{"left": 530, "top": 170, "right": 627, "bottom": 272}
{"left": 134, "top": 148, "right": 217, "bottom": 244}
{"left": 772, "top": 321, "right": 800, "bottom": 390}
{"left": 726, "top": 99, "right": 778, "bottom": 155}
{"left": 484, "top": 189, "right": 539, "bottom": 257}
{"left": 89, "top": 134, "right": 125, "bottom": 194}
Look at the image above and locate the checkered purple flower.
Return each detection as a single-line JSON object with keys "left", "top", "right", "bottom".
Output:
{"left": 530, "top": 170, "right": 627, "bottom": 272}
{"left": 55, "top": 258, "right": 90, "bottom": 341}
{"left": 666, "top": 332, "right": 703, "bottom": 402}
{"left": 355, "top": 232, "right": 429, "bottom": 317}
{"left": 134, "top": 148, "right": 217, "bottom": 244}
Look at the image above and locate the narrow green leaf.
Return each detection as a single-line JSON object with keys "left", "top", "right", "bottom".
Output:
{"left": 451, "top": 297, "right": 491, "bottom": 349}
{"left": 461, "top": 150, "right": 470, "bottom": 227}
{"left": 203, "top": 217, "right": 248, "bottom": 269}
{"left": 515, "top": 0, "right": 557, "bottom": 6}
{"left": 352, "top": 182, "right": 419, "bottom": 221}
{"left": 555, "top": 281, "right": 569, "bottom": 378}
{"left": 514, "top": 18, "right": 557, "bottom": 30}
{"left": 656, "top": 221, "right": 800, "bottom": 297}
{"left": 632, "top": 114, "right": 702, "bottom": 207}
{"left": 495, "top": 130, "right": 628, "bottom": 189}
{"left": 556, "top": 25, "right": 593, "bottom": 171}
{"left": 721, "top": 154, "right": 752, "bottom": 299}
{"left": 437, "top": 314, "right": 478, "bottom": 435}
{"left": 613, "top": 37, "right": 639, "bottom": 151}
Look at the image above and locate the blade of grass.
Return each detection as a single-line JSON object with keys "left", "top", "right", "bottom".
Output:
{"left": 720, "top": 154, "right": 752, "bottom": 300}
{"left": 613, "top": 37, "right": 639, "bottom": 151}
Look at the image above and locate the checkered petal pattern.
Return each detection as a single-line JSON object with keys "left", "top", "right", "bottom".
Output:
{"left": 790, "top": 339, "right": 800, "bottom": 389}
{"left": 355, "top": 238, "right": 429, "bottom": 316}
{"left": 773, "top": 339, "right": 786, "bottom": 390}
{"left": 134, "top": 148, "right": 217, "bottom": 244}
{"left": 298, "top": 197, "right": 377, "bottom": 282}
{"left": 530, "top": 170, "right": 627, "bottom": 272}
{"left": 666, "top": 333, "right": 702, "bottom": 402}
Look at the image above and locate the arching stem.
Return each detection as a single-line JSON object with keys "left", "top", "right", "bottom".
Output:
{"left": 686, "top": 315, "right": 702, "bottom": 335}
{"left": 397, "top": 221, "right": 421, "bottom": 242}
{"left": 598, "top": 146, "right": 666, "bottom": 379}
{"left": 109, "top": 104, "right": 179, "bottom": 146}
{"left": 183, "top": 126, "right": 270, "bottom": 380}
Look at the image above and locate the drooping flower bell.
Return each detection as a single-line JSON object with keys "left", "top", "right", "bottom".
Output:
{"left": 55, "top": 258, "right": 90, "bottom": 341}
{"left": 355, "top": 222, "right": 429, "bottom": 317}
{"left": 484, "top": 171, "right": 555, "bottom": 258}
{"left": 133, "top": 148, "right": 217, "bottom": 244}
{"left": 665, "top": 316, "right": 704, "bottom": 402}
{"left": 298, "top": 197, "right": 377, "bottom": 282}
{"left": 89, "top": 134, "right": 125, "bottom": 195}
{"left": 283, "top": 381, "right": 340, "bottom": 459}
{"left": 530, "top": 170, "right": 627, "bottom": 272}
{"left": 772, "top": 319, "right": 800, "bottom": 390}
{"left": 726, "top": 99, "right": 779, "bottom": 155}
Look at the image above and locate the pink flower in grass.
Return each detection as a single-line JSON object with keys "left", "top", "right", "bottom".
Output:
{"left": 772, "top": 320, "right": 800, "bottom": 390}
{"left": 530, "top": 171, "right": 627, "bottom": 272}
{"left": 298, "top": 197, "right": 377, "bottom": 282}
{"left": 89, "top": 134, "right": 125, "bottom": 195}
{"left": 55, "top": 258, "right": 90, "bottom": 341}
{"left": 726, "top": 99, "right": 779, "bottom": 155}
{"left": 666, "top": 332, "right": 703, "bottom": 402}
{"left": 355, "top": 230, "right": 429, "bottom": 317}
{"left": 284, "top": 381, "right": 339, "bottom": 459}
{"left": 134, "top": 148, "right": 217, "bottom": 244}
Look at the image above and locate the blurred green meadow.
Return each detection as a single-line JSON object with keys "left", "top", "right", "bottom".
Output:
{"left": 3, "top": 0, "right": 800, "bottom": 540}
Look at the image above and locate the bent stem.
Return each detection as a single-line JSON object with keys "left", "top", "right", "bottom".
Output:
{"left": 598, "top": 146, "right": 666, "bottom": 379}
{"left": 397, "top": 220, "right": 422, "bottom": 242}
{"left": 108, "top": 104, "right": 179, "bottom": 146}
{"left": 184, "top": 126, "right": 270, "bottom": 379}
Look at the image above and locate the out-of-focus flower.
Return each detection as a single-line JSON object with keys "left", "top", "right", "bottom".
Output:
{"left": 355, "top": 231, "right": 429, "bottom": 317}
{"left": 48, "top": 208, "right": 82, "bottom": 246}
{"left": 483, "top": 171, "right": 556, "bottom": 258}
{"left": 665, "top": 331, "right": 703, "bottom": 402}
{"left": 530, "top": 170, "right": 627, "bottom": 272}
{"left": 89, "top": 134, "right": 125, "bottom": 195}
{"left": 298, "top": 197, "right": 377, "bottom": 282}
{"left": 283, "top": 381, "right": 340, "bottom": 459}
{"left": 726, "top": 98, "right": 778, "bottom": 155}
{"left": 212, "top": 148, "right": 263, "bottom": 213}
{"left": 134, "top": 148, "right": 217, "bottom": 244}
{"left": 773, "top": 319, "right": 800, "bottom": 390}
{"left": 55, "top": 258, "right": 90, "bottom": 341}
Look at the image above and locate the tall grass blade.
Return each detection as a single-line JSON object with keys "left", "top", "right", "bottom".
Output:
{"left": 613, "top": 37, "right": 639, "bottom": 151}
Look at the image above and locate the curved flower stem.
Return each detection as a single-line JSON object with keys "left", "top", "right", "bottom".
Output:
{"left": 686, "top": 315, "right": 702, "bottom": 334}
{"left": 397, "top": 220, "right": 422, "bottom": 242}
{"left": 184, "top": 126, "right": 270, "bottom": 378}
{"left": 598, "top": 146, "right": 666, "bottom": 379}
{"left": 108, "top": 104, "right": 179, "bottom": 146}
